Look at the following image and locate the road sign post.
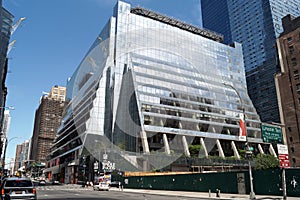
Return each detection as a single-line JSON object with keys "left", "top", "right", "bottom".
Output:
{"left": 277, "top": 144, "right": 290, "bottom": 200}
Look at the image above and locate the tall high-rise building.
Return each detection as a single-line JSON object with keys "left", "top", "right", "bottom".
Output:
{"left": 0, "top": 6, "right": 13, "bottom": 110}
{"left": 21, "top": 140, "right": 30, "bottom": 166}
{"left": 45, "top": 1, "right": 273, "bottom": 182}
{"left": 0, "top": 0, "right": 2, "bottom": 33}
{"left": 201, "top": 0, "right": 300, "bottom": 123}
{"left": 48, "top": 85, "right": 67, "bottom": 101}
{"left": 275, "top": 14, "right": 300, "bottom": 167}
{"left": 13, "top": 144, "right": 22, "bottom": 173}
{"left": 0, "top": 110, "right": 11, "bottom": 168}
{"left": 12, "top": 140, "right": 30, "bottom": 173}
{"left": 29, "top": 86, "right": 66, "bottom": 163}
{"left": 0, "top": 4, "right": 13, "bottom": 158}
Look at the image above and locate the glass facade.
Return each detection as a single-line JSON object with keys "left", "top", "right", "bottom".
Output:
{"left": 201, "top": 0, "right": 232, "bottom": 45}
{"left": 0, "top": 1, "right": 2, "bottom": 33}
{"left": 0, "top": 7, "right": 13, "bottom": 70}
{"left": 201, "top": 0, "right": 300, "bottom": 123}
{"left": 49, "top": 1, "right": 262, "bottom": 174}
{"left": 0, "top": 7, "right": 13, "bottom": 138}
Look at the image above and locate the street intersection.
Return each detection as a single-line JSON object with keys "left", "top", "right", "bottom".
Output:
{"left": 36, "top": 184, "right": 298, "bottom": 200}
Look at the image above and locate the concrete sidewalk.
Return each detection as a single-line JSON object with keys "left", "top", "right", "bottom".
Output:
{"left": 114, "top": 187, "right": 293, "bottom": 200}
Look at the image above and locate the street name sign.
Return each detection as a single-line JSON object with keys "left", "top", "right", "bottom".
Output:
{"left": 262, "top": 124, "right": 283, "bottom": 144}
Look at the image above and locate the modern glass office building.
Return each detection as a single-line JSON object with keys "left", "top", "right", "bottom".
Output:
{"left": 46, "top": 1, "right": 269, "bottom": 182}
{"left": 0, "top": 4, "right": 13, "bottom": 163}
{"left": 201, "top": 0, "right": 300, "bottom": 123}
{"left": 0, "top": 0, "right": 2, "bottom": 32}
{"left": 0, "top": 7, "right": 13, "bottom": 89}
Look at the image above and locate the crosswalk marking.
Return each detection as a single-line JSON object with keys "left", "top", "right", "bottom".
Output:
{"left": 36, "top": 185, "right": 93, "bottom": 191}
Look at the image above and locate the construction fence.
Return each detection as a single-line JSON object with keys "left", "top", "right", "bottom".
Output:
{"left": 122, "top": 168, "right": 300, "bottom": 197}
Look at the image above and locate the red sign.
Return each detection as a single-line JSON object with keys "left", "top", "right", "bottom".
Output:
{"left": 239, "top": 113, "right": 246, "bottom": 141}
{"left": 279, "top": 154, "right": 290, "bottom": 168}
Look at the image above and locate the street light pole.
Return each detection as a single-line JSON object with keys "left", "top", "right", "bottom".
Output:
{"left": 223, "top": 83, "right": 256, "bottom": 200}
{"left": 1, "top": 106, "right": 15, "bottom": 110}
{"left": 2, "top": 137, "right": 21, "bottom": 171}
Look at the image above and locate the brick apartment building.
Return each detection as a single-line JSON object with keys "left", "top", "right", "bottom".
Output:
{"left": 13, "top": 144, "right": 22, "bottom": 173}
{"left": 275, "top": 15, "right": 300, "bottom": 167}
{"left": 29, "top": 85, "right": 66, "bottom": 164}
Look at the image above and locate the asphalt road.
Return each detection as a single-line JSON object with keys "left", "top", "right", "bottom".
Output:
{"left": 36, "top": 184, "right": 300, "bottom": 200}
{"left": 37, "top": 185, "right": 200, "bottom": 200}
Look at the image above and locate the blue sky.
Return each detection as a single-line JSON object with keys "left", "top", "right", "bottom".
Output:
{"left": 3, "top": 0, "right": 202, "bottom": 162}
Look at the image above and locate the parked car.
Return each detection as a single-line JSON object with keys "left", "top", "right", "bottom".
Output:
{"left": 51, "top": 180, "right": 61, "bottom": 185}
{"left": 93, "top": 182, "right": 110, "bottom": 191}
{"left": 39, "top": 179, "right": 46, "bottom": 186}
{"left": 1, "top": 177, "right": 37, "bottom": 200}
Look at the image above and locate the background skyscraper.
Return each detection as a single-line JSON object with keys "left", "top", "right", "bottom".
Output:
{"left": 0, "top": 0, "right": 2, "bottom": 32}
{"left": 13, "top": 144, "right": 22, "bottom": 173}
{"left": 0, "top": 3, "right": 13, "bottom": 139}
{"left": 0, "top": 110, "right": 11, "bottom": 168}
{"left": 201, "top": 0, "right": 300, "bottom": 123}
{"left": 29, "top": 85, "right": 66, "bottom": 163}
{"left": 12, "top": 140, "right": 29, "bottom": 174}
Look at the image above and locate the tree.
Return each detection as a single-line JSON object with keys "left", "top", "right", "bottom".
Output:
{"left": 188, "top": 144, "right": 202, "bottom": 157}
{"left": 254, "top": 154, "right": 279, "bottom": 170}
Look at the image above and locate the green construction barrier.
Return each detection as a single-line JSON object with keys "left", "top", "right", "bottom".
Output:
{"left": 123, "top": 168, "right": 300, "bottom": 197}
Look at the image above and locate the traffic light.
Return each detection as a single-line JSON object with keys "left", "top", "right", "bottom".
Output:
{"left": 99, "top": 162, "right": 104, "bottom": 173}
{"left": 78, "top": 156, "right": 86, "bottom": 171}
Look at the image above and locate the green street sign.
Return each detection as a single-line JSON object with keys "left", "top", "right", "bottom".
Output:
{"left": 261, "top": 124, "right": 283, "bottom": 144}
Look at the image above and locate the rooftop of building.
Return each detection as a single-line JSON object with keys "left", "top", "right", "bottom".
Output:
{"left": 281, "top": 14, "right": 300, "bottom": 36}
{"left": 130, "top": 7, "right": 224, "bottom": 43}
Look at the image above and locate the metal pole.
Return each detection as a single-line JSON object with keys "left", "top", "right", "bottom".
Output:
{"left": 2, "top": 137, "right": 21, "bottom": 171}
{"left": 99, "top": 151, "right": 101, "bottom": 174}
{"left": 248, "top": 158, "right": 255, "bottom": 199}
{"left": 83, "top": 156, "right": 86, "bottom": 183}
{"left": 2, "top": 138, "right": 8, "bottom": 170}
{"left": 223, "top": 83, "right": 255, "bottom": 200}
{"left": 282, "top": 168, "right": 287, "bottom": 200}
